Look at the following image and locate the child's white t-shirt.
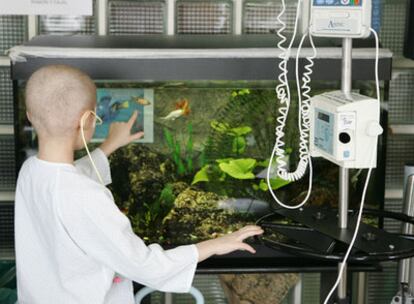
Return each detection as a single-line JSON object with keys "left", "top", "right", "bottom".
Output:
{"left": 15, "top": 149, "right": 198, "bottom": 304}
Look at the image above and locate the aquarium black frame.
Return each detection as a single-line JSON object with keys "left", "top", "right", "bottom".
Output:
{"left": 10, "top": 35, "right": 393, "bottom": 81}
{"left": 10, "top": 34, "right": 392, "bottom": 277}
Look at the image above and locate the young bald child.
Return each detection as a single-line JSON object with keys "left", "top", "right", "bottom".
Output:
{"left": 15, "top": 65, "right": 263, "bottom": 304}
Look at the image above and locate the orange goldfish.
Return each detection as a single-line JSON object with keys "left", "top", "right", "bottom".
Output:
{"left": 161, "top": 99, "right": 191, "bottom": 120}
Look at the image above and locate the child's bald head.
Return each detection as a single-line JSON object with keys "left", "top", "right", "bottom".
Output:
{"left": 25, "top": 65, "right": 96, "bottom": 138}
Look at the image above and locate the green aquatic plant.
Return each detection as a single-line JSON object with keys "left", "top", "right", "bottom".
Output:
{"left": 254, "top": 178, "right": 291, "bottom": 192}
{"left": 192, "top": 157, "right": 290, "bottom": 192}
{"left": 210, "top": 120, "right": 252, "bottom": 155}
{"left": 163, "top": 187, "right": 255, "bottom": 244}
{"left": 217, "top": 158, "right": 256, "bottom": 179}
{"left": 143, "top": 184, "right": 176, "bottom": 225}
{"left": 192, "top": 165, "right": 212, "bottom": 185}
{"left": 192, "top": 158, "right": 257, "bottom": 185}
{"left": 163, "top": 123, "right": 194, "bottom": 176}
{"left": 231, "top": 88, "right": 251, "bottom": 98}
{"left": 186, "top": 123, "right": 194, "bottom": 173}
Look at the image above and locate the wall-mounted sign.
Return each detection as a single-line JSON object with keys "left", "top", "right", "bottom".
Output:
{"left": 0, "top": 0, "right": 92, "bottom": 16}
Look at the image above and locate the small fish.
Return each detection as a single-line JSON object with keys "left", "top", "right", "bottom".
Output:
{"left": 175, "top": 99, "right": 189, "bottom": 111}
{"left": 161, "top": 99, "right": 191, "bottom": 121}
{"left": 111, "top": 100, "right": 129, "bottom": 112}
{"left": 132, "top": 96, "right": 151, "bottom": 106}
{"left": 98, "top": 96, "right": 115, "bottom": 122}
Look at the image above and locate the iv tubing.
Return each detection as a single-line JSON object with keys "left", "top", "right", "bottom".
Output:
{"left": 323, "top": 27, "right": 381, "bottom": 304}
{"left": 268, "top": 0, "right": 317, "bottom": 209}
{"left": 80, "top": 111, "right": 105, "bottom": 185}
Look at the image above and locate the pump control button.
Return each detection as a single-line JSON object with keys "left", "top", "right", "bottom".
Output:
{"left": 339, "top": 132, "right": 351, "bottom": 144}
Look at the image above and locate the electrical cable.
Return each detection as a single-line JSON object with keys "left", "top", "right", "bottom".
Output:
{"left": 322, "top": 27, "right": 381, "bottom": 304}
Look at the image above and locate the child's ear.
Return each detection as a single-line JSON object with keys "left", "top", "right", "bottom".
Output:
{"left": 26, "top": 111, "right": 32, "bottom": 123}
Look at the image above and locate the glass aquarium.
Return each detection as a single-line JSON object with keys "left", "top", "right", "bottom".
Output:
{"left": 16, "top": 80, "right": 387, "bottom": 247}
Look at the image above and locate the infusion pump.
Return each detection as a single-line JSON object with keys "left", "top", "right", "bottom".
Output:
{"left": 310, "top": 91, "right": 383, "bottom": 169}
{"left": 301, "top": 0, "right": 372, "bottom": 38}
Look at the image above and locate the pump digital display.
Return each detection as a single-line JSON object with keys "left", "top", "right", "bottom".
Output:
{"left": 318, "top": 112, "right": 330, "bottom": 123}
{"left": 314, "top": 108, "right": 334, "bottom": 155}
{"left": 313, "top": 0, "right": 362, "bottom": 6}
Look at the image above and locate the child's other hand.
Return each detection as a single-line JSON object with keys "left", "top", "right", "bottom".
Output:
{"left": 99, "top": 111, "right": 144, "bottom": 156}
{"left": 195, "top": 225, "right": 264, "bottom": 262}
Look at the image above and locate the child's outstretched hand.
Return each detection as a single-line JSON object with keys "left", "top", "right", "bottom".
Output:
{"left": 99, "top": 111, "right": 144, "bottom": 156}
{"left": 195, "top": 225, "right": 264, "bottom": 262}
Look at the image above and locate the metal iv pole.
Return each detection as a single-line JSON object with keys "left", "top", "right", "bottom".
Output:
{"left": 337, "top": 37, "right": 353, "bottom": 303}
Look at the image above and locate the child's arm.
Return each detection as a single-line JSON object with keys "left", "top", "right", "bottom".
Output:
{"left": 58, "top": 180, "right": 262, "bottom": 293}
{"left": 75, "top": 111, "right": 142, "bottom": 183}
{"left": 99, "top": 110, "right": 144, "bottom": 157}
{"left": 58, "top": 182, "right": 198, "bottom": 293}
{"left": 195, "top": 226, "right": 263, "bottom": 262}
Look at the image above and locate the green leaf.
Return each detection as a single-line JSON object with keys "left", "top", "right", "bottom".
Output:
{"left": 192, "top": 165, "right": 210, "bottom": 184}
{"left": 259, "top": 178, "right": 291, "bottom": 191}
{"left": 186, "top": 123, "right": 194, "bottom": 172}
{"left": 158, "top": 184, "right": 176, "bottom": 216}
{"left": 219, "top": 172, "right": 226, "bottom": 181}
{"left": 174, "top": 140, "right": 181, "bottom": 156}
{"left": 216, "top": 158, "right": 234, "bottom": 164}
{"left": 210, "top": 120, "right": 230, "bottom": 133}
{"left": 259, "top": 180, "right": 269, "bottom": 191}
{"left": 256, "top": 159, "right": 270, "bottom": 167}
{"left": 163, "top": 128, "right": 175, "bottom": 150}
{"left": 238, "top": 89, "right": 250, "bottom": 95}
{"left": 232, "top": 136, "right": 246, "bottom": 154}
{"left": 158, "top": 184, "right": 175, "bottom": 206}
{"left": 177, "top": 159, "right": 186, "bottom": 175}
{"left": 229, "top": 126, "right": 252, "bottom": 136}
{"left": 187, "top": 123, "right": 193, "bottom": 134}
{"left": 199, "top": 149, "right": 207, "bottom": 167}
{"left": 218, "top": 158, "right": 257, "bottom": 180}
{"left": 186, "top": 158, "right": 193, "bottom": 173}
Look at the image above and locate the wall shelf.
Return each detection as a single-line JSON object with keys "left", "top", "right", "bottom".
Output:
{"left": 0, "top": 192, "right": 15, "bottom": 202}
{"left": 393, "top": 57, "right": 414, "bottom": 69}
{"left": 385, "top": 189, "right": 404, "bottom": 200}
{"left": 389, "top": 125, "right": 414, "bottom": 135}
{"left": 0, "top": 125, "right": 14, "bottom": 135}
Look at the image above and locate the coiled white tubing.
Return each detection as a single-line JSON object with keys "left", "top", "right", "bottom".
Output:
{"left": 267, "top": 0, "right": 317, "bottom": 209}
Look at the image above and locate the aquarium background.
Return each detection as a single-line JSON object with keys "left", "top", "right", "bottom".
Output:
{"left": 16, "top": 79, "right": 386, "bottom": 246}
